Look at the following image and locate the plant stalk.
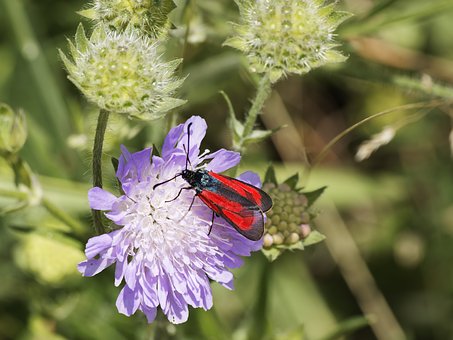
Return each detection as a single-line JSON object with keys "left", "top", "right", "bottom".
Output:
{"left": 91, "top": 109, "right": 110, "bottom": 234}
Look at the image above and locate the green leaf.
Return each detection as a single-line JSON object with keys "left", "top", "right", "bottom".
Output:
{"left": 320, "top": 315, "right": 371, "bottom": 340}
{"left": 220, "top": 90, "right": 244, "bottom": 145}
{"left": 111, "top": 157, "right": 119, "bottom": 173}
{"left": 302, "top": 230, "right": 326, "bottom": 247}
{"left": 304, "top": 186, "right": 327, "bottom": 207}
{"left": 264, "top": 165, "right": 278, "bottom": 185}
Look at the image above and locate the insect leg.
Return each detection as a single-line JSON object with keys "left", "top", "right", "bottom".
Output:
{"left": 208, "top": 211, "right": 215, "bottom": 235}
{"left": 166, "top": 186, "right": 193, "bottom": 203}
{"left": 188, "top": 193, "right": 197, "bottom": 211}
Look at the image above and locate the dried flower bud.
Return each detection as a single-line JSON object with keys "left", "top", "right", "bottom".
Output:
{"left": 60, "top": 24, "right": 186, "bottom": 120}
{"left": 0, "top": 103, "right": 27, "bottom": 155}
{"left": 80, "top": 0, "right": 175, "bottom": 38}
{"left": 225, "top": 0, "right": 352, "bottom": 82}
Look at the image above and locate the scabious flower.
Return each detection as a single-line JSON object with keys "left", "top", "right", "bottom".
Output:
{"left": 260, "top": 168, "right": 326, "bottom": 261}
{"left": 59, "top": 24, "right": 185, "bottom": 120}
{"left": 224, "top": 0, "right": 352, "bottom": 82}
{"left": 79, "top": 0, "right": 175, "bottom": 38}
{"left": 78, "top": 116, "right": 263, "bottom": 323}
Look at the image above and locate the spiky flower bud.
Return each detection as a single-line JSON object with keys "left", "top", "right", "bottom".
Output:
{"left": 0, "top": 103, "right": 27, "bottom": 156}
{"left": 60, "top": 24, "right": 185, "bottom": 120}
{"left": 79, "top": 0, "right": 175, "bottom": 38}
{"left": 261, "top": 167, "right": 326, "bottom": 261}
{"left": 225, "top": 0, "right": 352, "bottom": 83}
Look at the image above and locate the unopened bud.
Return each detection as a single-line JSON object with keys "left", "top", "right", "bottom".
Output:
{"left": 0, "top": 104, "right": 27, "bottom": 155}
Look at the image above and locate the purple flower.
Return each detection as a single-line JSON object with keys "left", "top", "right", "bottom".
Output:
{"left": 78, "top": 116, "right": 263, "bottom": 324}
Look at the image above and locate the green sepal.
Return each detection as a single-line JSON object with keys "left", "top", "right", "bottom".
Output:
{"left": 283, "top": 173, "right": 299, "bottom": 190}
{"left": 304, "top": 186, "right": 327, "bottom": 207}
{"left": 152, "top": 144, "right": 161, "bottom": 157}
{"left": 77, "top": 8, "right": 97, "bottom": 20}
{"left": 75, "top": 23, "right": 89, "bottom": 52}
{"left": 302, "top": 230, "right": 326, "bottom": 247}
{"left": 261, "top": 247, "right": 281, "bottom": 262}
{"left": 264, "top": 165, "right": 278, "bottom": 185}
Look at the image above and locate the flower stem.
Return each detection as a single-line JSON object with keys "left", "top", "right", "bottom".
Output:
{"left": 242, "top": 74, "right": 272, "bottom": 140}
{"left": 91, "top": 109, "right": 110, "bottom": 234}
{"left": 42, "top": 197, "right": 85, "bottom": 236}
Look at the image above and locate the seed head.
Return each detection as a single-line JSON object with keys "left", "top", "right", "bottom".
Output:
{"left": 80, "top": 0, "right": 175, "bottom": 38}
{"left": 60, "top": 24, "right": 185, "bottom": 120}
{"left": 225, "top": 0, "right": 352, "bottom": 82}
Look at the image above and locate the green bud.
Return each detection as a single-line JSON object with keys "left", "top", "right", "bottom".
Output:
{"left": 300, "top": 224, "right": 311, "bottom": 238}
{"left": 268, "top": 226, "right": 278, "bottom": 235}
{"left": 261, "top": 170, "right": 326, "bottom": 261}
{"left": 272, "top": 233, "right": 284, "bottom": 245}
{"left": 60, "top": 24, "right": 186, "bottom": 120}
{"left": 263, "top": 234, "right": 273, "bottom": 248}
{"left": 225, "top": 0, "right": 352, "bottom": 82}
{"left": 287, "top": 232, "right": 300, "bottom": 244}
{"left": 0, "top": 104, "right": 27, "bottom": 155}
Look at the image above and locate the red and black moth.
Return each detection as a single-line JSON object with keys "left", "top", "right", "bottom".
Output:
{"left": 153, "top": 123, "right": 273, "bottom": 241}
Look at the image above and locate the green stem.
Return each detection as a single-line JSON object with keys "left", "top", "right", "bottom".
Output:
{"left": 42, "top": 197, "right": 85, "bottom": 236}
{"left": 0, "top": 188, "right": 28, "bottom": 200}
{"left": 242, "top": 74, "right": 272, "bottom": 143}
{"left": 91, "top": 109, "right": 110, "bottom": 235}
{"left": 248, "top": 256, "right": 271, "bottom": 340}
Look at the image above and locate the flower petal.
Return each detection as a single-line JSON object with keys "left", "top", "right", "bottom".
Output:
{"left": 83, "top": 231, "right": 117, "bottom": 259}
{"left": 141, "top": 305, "right": 157, "bottom": 323}
{"left": 78, "top": 257, "right": 115, "bottom": 277}
{"left": 116, "top": 285, "right": 140, "bottom": 316}
{"left": 88, "top": 187, "right": 117, "bottom": 210}
{"left": 117, "top": 146, "right": 152, "bottom": 183}
{"left": 204, "top": 149, "right": 241, "bottom": 172}
{"left": 237, "top": 171, "right": 261, "bottom": 187}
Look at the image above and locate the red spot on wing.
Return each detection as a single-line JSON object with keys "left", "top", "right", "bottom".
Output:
{"left": 208, "top": 172, "right": 272, "bottom": 212}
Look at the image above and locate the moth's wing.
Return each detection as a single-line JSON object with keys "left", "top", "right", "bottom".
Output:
{"left": 198, "top": 189, "right": 264, "bottom": 241}
{"left": 208, "top": 172, "right": 273, "bottom": 212}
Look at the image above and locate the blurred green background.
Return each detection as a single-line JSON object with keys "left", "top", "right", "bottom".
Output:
{"left": 1, "top": 0, "right": 453, "bottom": 339}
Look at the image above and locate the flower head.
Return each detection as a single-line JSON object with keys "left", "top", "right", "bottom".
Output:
{"left": 225, "top": 0, "right": 352, "bottom": 82}
{"left": 80, "top": 0, "right": 175, "bottom": 38}
{"left": 78, "top": 116, "right": 263, "bottom": 323}
{"left": 261, "top": 167, "right": 326, "bottom": 261}
{"left": 60, "top": 24, "right": 185, "bottom": 120}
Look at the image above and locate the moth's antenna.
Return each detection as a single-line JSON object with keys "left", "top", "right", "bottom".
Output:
{"left": 185, "top": 122, "right": 193, "bottom": 170}
{"left": 153, "top": 173, "right": 182, "bottom": 190}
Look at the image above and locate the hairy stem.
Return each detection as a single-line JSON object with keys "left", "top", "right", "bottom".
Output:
{"left": 241, "top": 74, "right": 272, "bottom": 145}
{"left": 91, "top": 109, "right": 110, "bottom": 234}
